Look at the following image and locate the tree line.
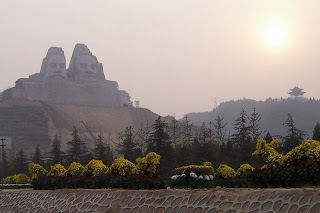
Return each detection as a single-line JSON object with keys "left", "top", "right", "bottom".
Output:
{"left": 1, "top": 108, "right": 320, "bottom": 179}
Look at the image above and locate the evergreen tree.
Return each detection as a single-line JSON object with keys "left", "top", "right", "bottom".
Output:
{"left": 213, "top": 116, "right": 227, "bottom": 145}
{"left": 168, "top": 118, "right": 181, "bottom": 148}
{"left": 14, "top": 149, "right": 28, "bottom": 174}
{"left": 312, "top": 122, "right": 320, "bottom": 141}
{"left": 190, "top": 135, "right": 204, "bottom": 164}
{"left": 231, "top": 108, "right": 253, "bottom": 167}
{"left": 0, "top": 149, "right": 9, "bottom": 178}
{"left": 66, "top": 127, "right": 88, "bottom": 165}
{"left": 181, "top": 115, "right": 193, "bottom": 146}
{"left": 104, "top": 143, "right": 114, "bottom": 166}
{"left": 176, "top": 115, "right": 193, "bottom": 166}
{"left": 49, "top": 135, "right": 65, "bottom": 165}
{"left": 264, "top": 131, "right": 273, "bottom": 143}
{"left": 146, "top": 116, "right": 174, "bottom": 177}
{"left": 93, "top": 134, "right": 107, "bottom": 160}
{"left": 231, "top": 108, "right": 251, "bottom": 149}
{"left": 283, "top": 113, "right": 305, "bottom": 153}
{"left": 249, "top": 108, "right": 262, "bottom": 143}
{"left": 117, "top": 126, "right": 142, "bottom": 162}
{"left": 32, "top": 144, "right": 43, "bottom": 165}
{"left": 93, "top": 133, "right": 114, "bottom": 165}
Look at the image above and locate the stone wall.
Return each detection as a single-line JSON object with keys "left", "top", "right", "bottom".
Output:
{"left": 1, "top": 188, "right": 320, "bottom": 213}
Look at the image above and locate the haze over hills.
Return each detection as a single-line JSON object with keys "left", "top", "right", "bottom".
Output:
{"left": 184, "top": 97, "right": 320, "bottom": 139}
{"left": 0, "top": 99, "right": 171, "bottom": 154}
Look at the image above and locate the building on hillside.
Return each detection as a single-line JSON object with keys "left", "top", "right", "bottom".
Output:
{"left": 288, "top": 86, "right": 306, "bottom": 97}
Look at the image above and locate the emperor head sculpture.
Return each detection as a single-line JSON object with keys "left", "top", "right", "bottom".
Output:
{"left": 67, "top": 44, "right": 105, "bottom": 83}
{"left": 40, "top": 47, "right": 67, "bottom": 80}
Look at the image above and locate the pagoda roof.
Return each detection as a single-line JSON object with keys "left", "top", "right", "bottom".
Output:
{"left": 288, "top": 86, "right": 306, "bottom": 96}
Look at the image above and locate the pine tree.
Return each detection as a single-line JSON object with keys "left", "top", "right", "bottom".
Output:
{"left": 181, "top": 115, "right": 193, "bottom": 146}
{"left": 49, "top": 135, "right": 65, "bottom": 165}
{"left": 117, "top": 126, "right": 142, "bottom": 162}
{"left": 104, "top": 143, "right": 114, "bottom": 166}
{"left": 231, "top": 108, "right": 251, "bottom": 149}
{"left": 66, "top": 127, "right": 88, "bottom": 165}
{"left": 0, "top": 149, "right": 9, "bottom": 178}
{"left": 168, "top": 118, "right": 181, "bottom": 148}
{"left": 312, "top": 122, "right": 320, "bottom": 141}
{"left": 283, "top": 113, "right": 305, "bottom": 153}
{"left": 231, "top": 108, "right": 253, "bottom": 166}
{"left": 249, "top": 108, "right": 262, "bottom": 143}
{"left": 264, "top": 131, "right": 273, "bottom": 143}
{"left": 93, "top": 133, "right": 113, "bottom": 165}
{"left": 32, "top": 144, "right": 43, "bottom": 165}
{"left": 146, "top": 116, "right": 174, "bottom": 177}
{"left": 14, "top": 149, "right": 28, "bottom": 174}
{"left": 93, "top": 134, "right": 107, "bottom": 160}
{"left": 213, "top": 116, "right": 227, "bottom": 145}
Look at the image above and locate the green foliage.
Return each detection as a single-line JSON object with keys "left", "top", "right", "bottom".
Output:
{"left": 117, "top": 126, "right": 142, "bottom": 163}
{"left": 66, "top": 127, "right": 88, "bottom": 165}
{"left": 312, "top": 122, "right": 320, "bottom": 141}
{"left": 48, "top": 135, "right": 64, "bottom": 165}
{"left": 147, "top": 116, "right": 174, "bottom": 178}
{"left": 32, "top": 144, "right": 43, "bottom": 165}
{"left": 283, "top": 113, "right": 306, "bottom": 153}
{"left": 14, "top": 149, "right": 28, "bottom": 174}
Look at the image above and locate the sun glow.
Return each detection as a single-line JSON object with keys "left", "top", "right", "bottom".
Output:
{"left": 264, "top": 23, "right": 288, "bottom": 47}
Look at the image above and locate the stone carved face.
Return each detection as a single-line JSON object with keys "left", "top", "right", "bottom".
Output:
{"left": 45, "top": 55, "right": 67, "bottom": 80}
{"left": 74, "top": 55, "right": 98, "bottom": 82}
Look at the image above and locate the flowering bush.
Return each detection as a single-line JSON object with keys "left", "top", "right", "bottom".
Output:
{"left": 109, "top": 157, "right": 135, "bottom": 176}
{"left": 281, "top": 140, "right": 320, "bottom": 165}
{"left": 131, "top": 152, "right": 161, "bottom": 176}
{"left": 174, "top": 162, "right": 215, "bottom": 176}
{"left": 82, "top": 160, "right": 109, "bottom": 177}
{"left": 3, "top": 176, "right": 15, "bottom": 184}
{"left": 65, "top": 162, "right": 84, "bottom": 177}
{"left": 29, "top": 162, "right": 48, "bottom": 180}
{"left": 217, "top": 164, "right": 236, "bottom": 179}
{"left": 252, "top": 139, "right": 282, "bottom": 167}
{"left": 92, "top": 162, "right": 109, "bottom": 177}
{"left": 13, "top": 173, "right": 30, "bottom": 184}
{"left": 236, "top": 163, "right": 255, "bottom": 178}
{"left": 47, "top": 164, "right": 67, "bottom": 177}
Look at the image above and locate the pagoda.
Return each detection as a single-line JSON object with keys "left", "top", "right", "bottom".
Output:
{"left": 288, "top": 86, "right": 306, "bottom": 97}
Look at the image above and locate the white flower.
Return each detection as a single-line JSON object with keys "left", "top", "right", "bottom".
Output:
{"left": 204, "top": 175, "right": 210, "bottom": 181}
{"left": 198, "top": 175, "right": 203, "bottom": 179}
{"left": 171, "top": 175, "right": 177, "bottom": 180}
{"left": 190, "top": 172, "right": 197, "bottom": 178}
{"left": 209, "top": 175, "right": 214, "bottom": 180}
{"left": 181, "top": 174, "right": 186, "bottom": 177}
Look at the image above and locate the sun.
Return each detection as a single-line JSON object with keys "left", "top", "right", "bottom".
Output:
{"left": 264, "top": 23, "right": 288, "bottom": 47}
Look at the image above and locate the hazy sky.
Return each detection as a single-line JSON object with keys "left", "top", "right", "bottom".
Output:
{"left": 1, "top": 1, "right": 320, "bottom": 118}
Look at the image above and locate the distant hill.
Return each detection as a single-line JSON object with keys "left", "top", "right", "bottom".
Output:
{"left": 184, "top": 98, "right": 320, "bottom": 139}
{"left": 0, "top": 99, "right": 172, "bottom": 154}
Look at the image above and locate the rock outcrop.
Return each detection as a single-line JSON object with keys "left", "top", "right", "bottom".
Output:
{"left": 2, "top": 44, "right": 131, "bottom": 107}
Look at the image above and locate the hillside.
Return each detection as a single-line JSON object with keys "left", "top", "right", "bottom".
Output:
{"left": 0, "top": 99, "right": 172, "bottom": 154}
{"left": 185, "top": 98, "right": 320, "bottom": 139}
